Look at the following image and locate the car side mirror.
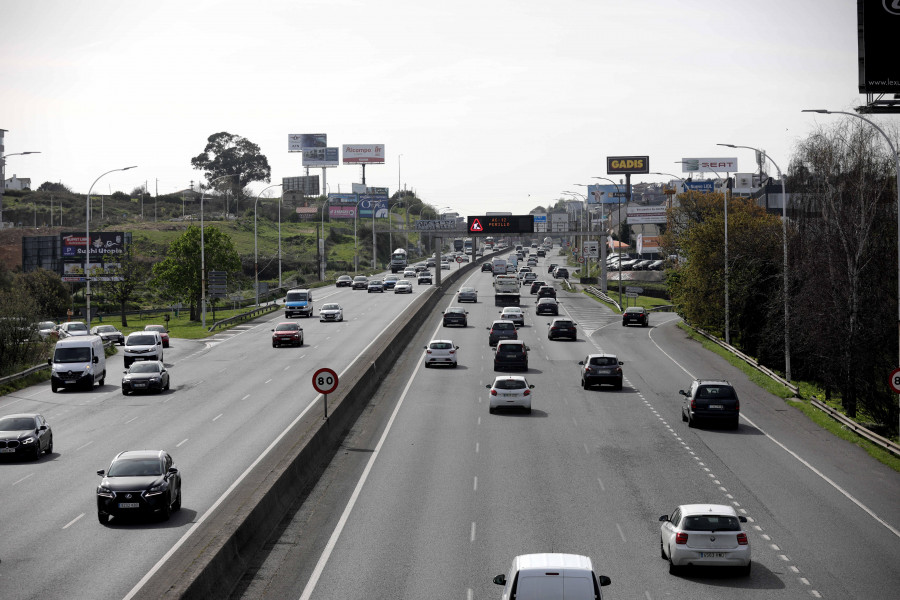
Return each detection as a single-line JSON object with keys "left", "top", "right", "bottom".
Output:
{"left": 39, "top": 425, "right": 48, "bottom": 431}
{"left": 455, "top": 346, "right": 460, "bottom": 350}
{"left": 167, "top": 467, "right": 178, "bottom": 475}
{"left": 618, "top": 361, "right": 624, "bottom": 365}
{"left": 529, "top": 385, "right": 535, "bottom": 389}
{"left": 678, "top": 390, "right": 687, "bottom": 396}
{"left": 599, "top": 575, "right": 611, "bottom": 587}
{"left": 485, "top": 384, "right": 491, "bottom": 389}
{"left": 659, "top": 515, "right": 669, "bottom": 522}
{"left": 739, "top": 516, "right": 748, "bottom": 523}
{"left": 492, "top": 574, "right": 506, "bottom": 586}
{"left": 271, "top": 329, "right": 275, "bottom": 332}
{"left": 123, "top": 370, "right": 128, "bottom": 374}
{"left": 423, "top": 346, "right": 428, "bottom": 350}
{"left": 97, "top": 470, "right": 105, "bottom": 477}
{"left": 47, "top": 358, "right": 52, "bottom": 365}
{"left": 578, "top": 361, "right": 585, "bottom": 365}
{"left": 93, "top": 356, "right": 99, "bottom": 364}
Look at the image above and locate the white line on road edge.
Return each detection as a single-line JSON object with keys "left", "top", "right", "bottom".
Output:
{"left": 124, "top": 288, "right": 424, "bottom": 600}
{"left": 650, "top": 319, "right": 900, "bottom": 541}
{"left": 63, "top": 513, "right": 84, "bottom": 529}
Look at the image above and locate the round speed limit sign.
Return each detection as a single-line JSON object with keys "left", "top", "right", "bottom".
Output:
{"left": 890, "top": 368, "right": 900, "bottom": 394}
{"left": 312, "top": 368, "right": 339, "bottom": 395}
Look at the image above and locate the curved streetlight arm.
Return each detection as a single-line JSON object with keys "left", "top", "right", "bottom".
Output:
{"left": 85, "top": 165, "right": 137, "bottom": 330}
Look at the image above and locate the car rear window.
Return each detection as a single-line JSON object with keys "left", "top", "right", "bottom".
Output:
{"left": 625, "top": 307, "right": 645, "bottom": 314}
{"left": 682, "top": 515, "right": 741, "bottom": 531}
{"left": 494, "top": 322, "right": 514, "bottom": 330}
{"left": 497, "top": 345, "right": 524, "bottom": 354}
{"left": 554, "top": 321, "right": 573, "bottom": 327}
{"left": 430, "top": 342, "right": 452, "bottom": 350}
{"left": 589, "top": 356, "right": 617, "bottom": 366}
{"left": 494, "top": 379, "right": 526, "bottom": 390}
{"left": 697, "top": 386, "right": 735, "bottom": 399}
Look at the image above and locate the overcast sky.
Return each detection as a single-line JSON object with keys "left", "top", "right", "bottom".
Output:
{"left": 1, "top": 0, "right": 864, "bottom": 215}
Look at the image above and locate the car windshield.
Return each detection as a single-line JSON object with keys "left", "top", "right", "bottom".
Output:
{"left": 146, "top": 325, "right": 165, "bottom": 332}
{"left": 494, "top": 379, "right": 526, "bottom": 390}
{"left": 275, "top": 324, "right": 299, "bottom": 331}
{"left": 682, "top": 515, "right": 741, "bottom": 531}
{"left": 370, "top": 280, "right": 383, "bottom": 285}
{"left": 354, "top": 277, "right": 367, "bottom": 282}
{"left": 107, "top": 458, "right": 163, "bottom": 477}
{"left": 286, "top": 292, "right": 309, "bottom": 301}
{"left": 322, "top": 304, "right": 340, "bottom": 310}
{"left": 67, "top": 323, "right": 88, "bottom": 332}
{"left": 96, "top": 325, "right": 116, "bottom": 333}
{"left": 397, "top": 280, "right": 410, "bottom": 285}
{"left": 0, "top": 417, "right": 36, "bottom": 430}
{"left": 430, "top": 342, "right": 452, "bottom": 350}
{"left": 53, "top": 347, "right": 91, "bottom": 363}
{"left": 129, "top": 362, "right": 161, "bottom": 373}
{"left": 386, "top": 276, "right": 398, "bottom": 281}
{"left": 497, "top": 344, "right": 524, "bottom": 354}
{"left": 127, "top": 335, "right": 157, "bottom": 346}
{"left": 589, "top": 356, "right": 617, "bottom": 366}
{"left": 697, "top": 386, "right": 736, "bottom": 399}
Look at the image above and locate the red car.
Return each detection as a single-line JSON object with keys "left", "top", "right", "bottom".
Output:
{"left": 272, "top": 322, "right": 304, "bottom": 347}
{"left": 144, "top": 324, "right": 170, "bottom": 348}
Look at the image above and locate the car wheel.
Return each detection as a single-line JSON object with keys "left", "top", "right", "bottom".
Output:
{"left": 451, "top": 362, "right": 457, "bottom": 368}
{"left": 46, "top": 435, "right": 53, "bottom": 454}
{"left": 164, "top": 379, "right": 170, "bottom": 391}
{"left": 300, "top": 335, "right": 304, "bottom": 346}
{"left": 681, "top": 409, "right": 688, "bottom": 422}
{"left": 424, "top": 362, "right": 430, "bottom": 368}
{"left": 668, "top": 554, "right": 680, "bottom": 576}
{"left": 731, "top": 418, "right": 740, "bottom": 430}
{"left": 582, "top": 379, "right": 589, "bottom": 390}
{"left": 741, "top": 561, "right": 751, "bottom": 577}
{"left": 272, "top": 342, "right": 277, "bottom": 348}
{"left": 525, "top": 407, "right": 532, "bottom": 414}
{"left": 51, "top": 382, "right": 58, "bottom": 393}
{"left": 122, "top": 388, "right": 128, "bottom": 395}
{"left": 173, "top": 487, "right": 182, "bottom": 511}
{"left": 124, "top": 358, "right": 132, "bottom": 368}
{"left": 687, "top": 415, "right": 696, "bottom": 428}
{"left": 98, "top": 511, "right": 109, "bottom": 525}
{"left": 32, "top": 445, "right": 42, "bottom": 461}
{"left": 489, "top": 406, "right": 495, "bottom": 414}
{"left": 615, "top": 380, "right": 623, "bottom": 390}
{"left": 161, "top": 494, "right": 172, "bottom": 521}
{"left": 98, "top": 372, "right": 105, "bottom": 386}
{"left": 660, "top": 538, "right": 667, "bottom": 559}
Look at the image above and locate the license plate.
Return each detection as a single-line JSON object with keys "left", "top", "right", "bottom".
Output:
{"left": 134, "top": 383, "right": 147, "bottom": 388}
{"left": 709, "top": 404, "right": 724, "bottom": 409}
{"left": 502, "top": 393, "right": 518, "bottom": 398}
{"left": 700, "top": 552, "right": 725, "bottom": 558}
{"left": 0, "top": 448, "right": 15, "bottom": 453}
{"left": 65, "top": 380, "right": 76, "bottom": 384}
{"left": 118, "top": 502, "right": 140, "bottom": 508}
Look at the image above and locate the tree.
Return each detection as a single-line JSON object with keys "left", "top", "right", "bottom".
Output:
{"left": 788, "top": 119, "right": 897, "bottom": 423}
{"left": 37, "top": 182, "right": 71, "bottom": 193}
{"left": 190, "top": 132, "right": 271, "bottom": 213}
{"left": 18, "top": 269, "right": 69, "bottom": 319}
{"left": 101, "top": 242, "right": 151, "bottom": 327}
{"left": 151, "top": 225, "right": 241, "bottom": 321}
{"left": 0, "top": 285, "right": 41, "bottom": 376}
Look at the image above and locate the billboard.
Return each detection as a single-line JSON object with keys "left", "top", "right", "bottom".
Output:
{"left": 636, "top": 234, "right": 661, "bottom": 254}
{"left": 282, "top": 176, "right": 320, "bottom": 196}
{"left": 467, "top": 215, "right": 534, "bottom": 235}
{"left": 60, "top": 231, "right": 126, "bottom": 282}
{"left": 626, "top": 206, "right": 667, "bottom": 224}
{"left": 586, "top": 184, "right": 625, "bottom": 204}
{"left": 329, "top": 205, "right": 357, "bottom": 220}
{"left": 680, "top": 157, "right": 738, "bottom": 173}
{"left": 343, "top": 144, "right": 385, "bottom": 164}
{"left": 607, "top": 155, "right": 649, "bottom": 174}
{"left": 302, "top": 147, "right": 339, "bottom": 167}
{"left": 357, "top": 197, "right": 388, "bottom": 218}
{"left": 328, "top": 193, "right": 358, "bottom": 204}
{"left": 858, "top": 0, "right": 900, "bottom": 93}
{"left": 288, "top": 133, "right": 327, "bottom": 152}
{"left": 683, "top": 181, "right": 716, "bottom": 193}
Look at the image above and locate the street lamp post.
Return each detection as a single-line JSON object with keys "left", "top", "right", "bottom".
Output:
{"left": 802, "top": 109, "right": 900, "bottom": 428}
{"left": 254, "top": 184, "right": 283, "bottom": 306}
{"left": 86, "top": 166, "right": 137, "bottom": 329}
{"left": 718, "top": 143, "right": 790, "bottom": 380}
{"left": 201, "top": 175, "right": 235, "bottom": 330}
{"left": 592, "top": 177, "right": 623, "bottom": 299}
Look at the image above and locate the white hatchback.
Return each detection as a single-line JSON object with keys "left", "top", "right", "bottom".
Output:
{"left": 486, "top": 375, "right": 534, "bottom": 414}
{"left": 319, "top": 303, "right": 343, "bottom": 322}
{"left": 659, "top": 503, "right": 751, "bottom": 575}
{"left": 423, "top": 339, "right": 459, "bottom": 368}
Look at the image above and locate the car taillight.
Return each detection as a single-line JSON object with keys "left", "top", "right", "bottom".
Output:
{"left": 490, "top": 389, "right": 497, "bottom": 396}
{"left": 584, "top": 367, "right": 591, "bottom": 373}
{"left": 690, "top": 398, "right": 697, "bottom": 409}
{"left": 449, "top": 349, "right": 455, "bottom": 354}
{"left": 735, "top": 399, "right": 740, "bottom": 411}
{"left": 675, "top": 532, "right": 688, "bottom": 544}
{"left": 523, "top": 390, "right": 530, "bottom": 396}
{"left": 615, "top": 367, "right": 622, "bottom": 374}
{"left": 737, "top": 532, "right": 748, "bottom": 545}
{"left": 426, "top": 350, "right": 432, "bottom": 354}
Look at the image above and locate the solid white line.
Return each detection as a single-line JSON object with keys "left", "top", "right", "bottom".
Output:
{"left": 74, "top": 441, "right": 93, "bottom": 452}
{"left": 241, "top": 394, "right": 250, "bottom": 401}
{"left": 473, "top": 476, "right": 478, "bottom": 492}
{"left": 63, "top": 513, "right": 84, "bottom": 529}
{"left": 470, "top": 521, "right": 476, "bottom": 542}
{"left": 125, "top": 417, "right": 139, "bottom": 424}
{"left": 13, "top": 473, "right": 34, "bottom": 486}
{"left": 176, "top": 438, "right": 188, "bottom": 447}
{"left": 126, "top": 286, "right": 425, "bottom": 600}
{"left": 213, "top": 414, "right": 223, "bottom": 422}
{"left": 616, "top": 523, "right": 626, "bottom": 542}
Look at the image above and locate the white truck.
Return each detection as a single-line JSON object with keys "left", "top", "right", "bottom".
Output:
{"left": 493, "top": 274, "right": 520, "bottom": 306}
{"left": 390, "top": 248, "right": 408, "bottom": 273}
{"left": 492, "top": 257, "right": 508, "bottom": 276}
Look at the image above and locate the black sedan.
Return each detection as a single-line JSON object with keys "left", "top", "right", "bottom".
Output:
{"left": 681, "top": 379, "right": 741, "bottom": 429}
{"left": 481, "top": 262, "right": 493, "bottom": 272}
{"left": 442, "top": 307, "right": 468, "bottom": 327}
{"left": 90, "top": 324, "right": 125, "bottom": 346}
{"left": 121, "top": 361, "right": 170, "bottom": 395}
{"left": 623, "top": 306, "right": 649, "bottom": 327}
{"left": 547, "top": 318, "right": 577, "bottom": 340}
{"left": 336, "top": 275, "right": 353, "bottom": 287}
{"left": 0, "top": 413, "right": 53, "bottom": 461}
{"left": 97, "top": 450, "right": 182, "bottom": 523}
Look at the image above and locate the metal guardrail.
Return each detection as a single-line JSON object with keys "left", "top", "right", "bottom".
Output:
{"left": 810, "top": 398, "right": 900, "bottom": 457}
{"left": 583, "top": 285, "right": 622, "bottom": 312}
{"left": 208, "top": 302, "right": 281, "bottom": 332}
{"left": 0, "top": 363, "right": 50, "bottom": 386}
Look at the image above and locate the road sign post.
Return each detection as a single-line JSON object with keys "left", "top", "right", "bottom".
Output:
{"left": 312, "top": 367, "right": 339, "bottom": 419}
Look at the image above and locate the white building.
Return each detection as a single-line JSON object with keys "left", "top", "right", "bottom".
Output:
{"left": 4, "top": 174, "right": 31, "bottom": 190}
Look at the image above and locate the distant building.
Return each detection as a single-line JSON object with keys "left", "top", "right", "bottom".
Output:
{"left": 4, "top": 174, "right": 31, "bottom": 190}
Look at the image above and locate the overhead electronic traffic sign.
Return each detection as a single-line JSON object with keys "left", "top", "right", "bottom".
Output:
{"left": 467, "top": 214, "right": 534, "bottom": 234}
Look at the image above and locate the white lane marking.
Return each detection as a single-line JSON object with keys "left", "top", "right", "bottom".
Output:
{"left": 470, "top": 521, "right": 476, "bottom": 542}
{"left": 0, "top": 398, "right": 26, "bottom": 410}
{"left": 473, "top": 476, "right": 478, "bottom": 492}
{"left": 475, "top": 442, "right": 479, "bottom": 454}
{"left": 265, "top": 379, "right": 272, "bottom": 384}
{"left": 63, "top": 513, "right": 84, "bottom": 529}
{"left": 652, "top": 319, "right": 900, "bottom": 540}
{"left": 127, "top": 286, "right": 426, "bottom": 600}
{"left": 74, "top": 441, "right": 93, "bottom": 452}
{"left": 213, "top": 414, "right": 223, "bottom": 422}
{"left": 125, "top": 417, "right": 139, "bottom": 424}
{"left": 597, "top": 477, "right": 605, "bottom": 492}
{"left": 616, "top": 523, "right": 626, "bottom": 542}
{"left": 176, "top": 439, "right": 188, "bottom": 448}
{"left": 241, "top": 394, "right": 250, "bottom": 401}
{"left": 13, "top": 473, "right": 34, "bottom": 486}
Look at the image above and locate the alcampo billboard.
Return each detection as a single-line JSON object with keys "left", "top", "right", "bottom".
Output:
{"left": 343, "top": 144, "right": 385, "bottom": 164}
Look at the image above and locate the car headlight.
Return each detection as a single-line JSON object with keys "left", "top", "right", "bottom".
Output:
{"left": 146, "top": 481, "right": 168, "bottom": 496}
{"left": 21, "top": 436, "right": 36, "bottom": 445}
{"left": 149, "top": 377, "right": 160, "bottom": 383}
{"left": 97, "top": 485, "right": 114, "bottom": 498}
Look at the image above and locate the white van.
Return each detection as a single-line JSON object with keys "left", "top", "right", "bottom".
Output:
{"left": 123, "top": 331, "right": 164, "bottom": 368}
{"left": 48, "top": 335, "right": 107, "bottom": 393}
{"left": 493, "top": 553, "right": 611, "bottom": 600}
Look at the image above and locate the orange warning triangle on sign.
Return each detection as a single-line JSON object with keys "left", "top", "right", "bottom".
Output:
{"left": 470, "top": 218, "right": 483, "bottom": 232}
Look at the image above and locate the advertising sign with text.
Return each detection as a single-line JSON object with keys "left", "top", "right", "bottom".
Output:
{"left": 288, "top": 133, "right": 327, "bottom": 152}
{"left": 587, "top": 184, "right": 625, "bottom": 204}
{"left": 626, "top": 206, "right": 667, "bottom": 224}
{"left": 343, "top": 144, "right": 385, "bottom": 164}
{"left": 607, "top": 155, "right": 649, "bottom": 174}
{"left": 329, "top": 205, "right": 357, "bottom": 220}
{"left": 302, "top": 147, "right": 339, "bottom": 167}
{"left": 680, "top": 157, "right": 738, "bottom": 173}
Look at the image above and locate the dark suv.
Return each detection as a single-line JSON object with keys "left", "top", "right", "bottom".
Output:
{"left": 579, "top": 354, "right": 623, "bottom": 389}
{"left": 536, "top": 285, "right": 557, "bottom": 299}
{"left": 623, "top": 306, "right": 649, "bottom": 327}
{"left": 535, "top": 297, "right": 559, "bottom": 316}
{"left": 547, "top": 318, "right": 577, "bottom": 340}
{"left": 487, "top": 320, "right": 518, "bottom": 346}
{"left": 493, "top": 340, "right": 529, "bottom": 371}
{"left": 680, "top": 379, "right": 740, "bottom": 429}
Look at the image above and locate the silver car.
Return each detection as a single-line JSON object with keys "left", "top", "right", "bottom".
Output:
{"left": 319, "top": 303, "right": 344, "bottom": 322}
{"left": 659, "top": 504, "right": 751, "bottom": 575}
{"left": 458, "top": 287, "right": 478, "bottom": 302}
{"left": 394, "top": 279, "right": 413, "bottom": 294}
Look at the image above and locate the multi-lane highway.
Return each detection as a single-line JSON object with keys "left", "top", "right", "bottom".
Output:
{"left": 3, "top": 250, "right": 900, "bottom": 600}
{"left": 230, "top": 254, "right": 900, "bottom": 600}
{"left": 0, "top": 272, "right": 427, "bottom": 600}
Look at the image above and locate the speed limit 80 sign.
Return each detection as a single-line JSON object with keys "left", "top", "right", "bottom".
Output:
{"left": 890, "top": 368, "right": 900, "bottom": 394}
{"left": 312, "top": 368, "right": 339, "bottom": 395}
